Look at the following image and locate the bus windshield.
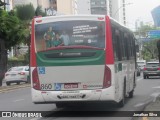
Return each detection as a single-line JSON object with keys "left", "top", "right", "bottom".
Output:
{"left": 35, "top": 20, "right": 105, "bottom": 52}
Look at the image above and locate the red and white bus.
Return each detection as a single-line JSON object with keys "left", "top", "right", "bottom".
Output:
{"left": 30, "top": 15, "right": 137, "bottom": 108}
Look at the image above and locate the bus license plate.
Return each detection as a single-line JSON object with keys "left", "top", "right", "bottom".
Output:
{"left": 64, "top": 83, "right": 78, "bottom": 89}
{"left": 60, "top": 94, "right": 82, "bottom": 99}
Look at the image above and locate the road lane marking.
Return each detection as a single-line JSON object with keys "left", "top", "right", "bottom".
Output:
{"left": 152, "top": 86, "right": 160, "bottom": 89}
{"left": 150, "top": 92, "right": 160, "bottom": 102}
{"left": 134, "top": 103, "right": 145, "bottom": 107}
{"left": 13, "top": 99, "right": 25, "bottom": 102}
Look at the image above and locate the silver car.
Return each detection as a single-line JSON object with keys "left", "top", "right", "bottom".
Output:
{"left": 4, "top": 66, "right": 29, "bottom": 86}
{"left": 143, "top": 62, "right": 160, "bottom": 79}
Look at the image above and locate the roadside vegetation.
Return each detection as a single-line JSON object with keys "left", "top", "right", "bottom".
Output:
{"left": 0, "top": 2, "right": 46, "bottom": 64}
{"left": 134, "top": 24, "right": 160, "bottom": 61}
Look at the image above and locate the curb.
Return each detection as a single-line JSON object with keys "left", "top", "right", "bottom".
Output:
{"left": 0, "top": 84, "right": 31, "bottom": 93}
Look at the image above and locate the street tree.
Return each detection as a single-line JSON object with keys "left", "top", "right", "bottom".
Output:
{"left": 135, "top": 24, "right": 160, "bottom": 61}
{"left": 15, "top": 3, "right": 35, "bottom": 22}
{"left": 0, "top": 9, "right": 26, "bottom": 50}
{"left": 15, "top": 4, "right": 47, "bottom": 45}
{"left": 35, "top": 6, "right": 46, "bottom": 17}
{"left": 142, "top": 40, "right": 159, "bottom": 60}
{"left": 14, "top": 4, "right": 47, "bottom": 63}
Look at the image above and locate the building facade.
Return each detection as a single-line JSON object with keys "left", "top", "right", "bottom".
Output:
{"left": 57, "top": 0, "right": 77, "bottom": 15}
{"left": 77, "top": 0, "right": 110, "bottom": 15}
{"left": 12, "top": 0, "right": 37, "bottom": 9}
{"left": 76, "top": 0, "right": 127, "bottom": 25}
{"left": 6, "top": 0, "right": 127, "bottom": 25}
{"left": 151, "top": 5, "right": 160, "bottom": 27}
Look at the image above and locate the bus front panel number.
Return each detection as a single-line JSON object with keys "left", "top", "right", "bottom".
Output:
{"left": 41, "top": 84, "right": 52, "bottom": 90}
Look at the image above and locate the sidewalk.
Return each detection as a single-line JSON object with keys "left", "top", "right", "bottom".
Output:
{"left": 133, "top": 95, "right": 160, "bottom": 120}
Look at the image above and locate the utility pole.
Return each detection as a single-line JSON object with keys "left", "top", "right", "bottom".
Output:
{"left": 0, "top": 0, "right": 7, "bottom": 10}
{"left": 3, "top": 0, "right": 5, "bottom": 10}
{"left": 157, "top": 39, "right": 160, "bottom": 63}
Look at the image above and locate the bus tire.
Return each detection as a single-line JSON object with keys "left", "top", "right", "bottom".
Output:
{"left": 56, "top": 103, "right": 65, "bottom": 108}
{"left": 6, "top": 82, "right": 10, "bottom": 86}
{"left": 128, "top": 90, "right": 134, "bottom": 98}
{"left": 0, "top": 81, "right": 2, "bottom": 86}
{"left": 17, "top": 82, "right": 20, "bottom": 85}
{"left": 0, "top": 77, "right": 3, "bottom": 86}
{"left": 117, "top": 82, "right": 126, "bottom": 108}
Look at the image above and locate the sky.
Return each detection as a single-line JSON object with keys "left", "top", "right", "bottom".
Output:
{"left": 125, "top": 0, "right": 160, "bottom": 30}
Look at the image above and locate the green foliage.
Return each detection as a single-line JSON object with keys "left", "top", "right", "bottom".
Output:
{"left": 7, "top": 59, "right": 28, "bottom": 69}
{"left": 35, "top": 6, "right": 46, "bottom": 17}
{"left": 15, "top": 3, "right": 35, "bottom": 21}
{"left": 0, "top": 3, "right": 46, "bottom": 50}
{"left": 142, "top": 40, "right": 159, "bottom": 60}
{"left": 0, "top": 9, "right": 25, "bottom": 49}
{"left": 135, "top": 23, "right": 160, "bottom": 60}
{"left": 135, "top": 25, "right": 157, "bottom": 37}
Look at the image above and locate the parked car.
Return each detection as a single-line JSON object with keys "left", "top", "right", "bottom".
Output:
{"left": 143, "top": 61, "right": 160, "bottom": 79}
{"left": 4, "top": 66, "right": 29, "bottom": 86}
{"left": 137, "top": 60, "right": 146, "bottom": 71}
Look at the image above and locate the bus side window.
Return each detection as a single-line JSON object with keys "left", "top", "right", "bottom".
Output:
{"left": 124, "top": 33, "right": 129, "bottom": 60}
{"left": 111, "top": 25, "right": 118, "bottom": 61}
{"left": 119, "top": 29, "right": 126, "bottom": 60}
{"left": 128, "top": 34, "right": 135, "bottom": 59}
{"left": 130, "top": 35, "right": 136, "bottom": 59}
{"left": 115, "top": 29, "right": 122, "bottom": 61}
{"left": 111, "top": 25, "right": 123, "bottom": 61}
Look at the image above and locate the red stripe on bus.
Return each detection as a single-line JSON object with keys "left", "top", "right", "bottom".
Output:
{"left": 105, "top": 16, "right": 114, "bottom": 64}
{"left": 30, "top": 19, "right": 37, "bottom": 67}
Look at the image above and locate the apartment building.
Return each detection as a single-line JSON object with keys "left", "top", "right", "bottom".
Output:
{"left": 77, "top": 0, "right": 127, "bottom": 26}
{"left": 4, "top": 0, "right": 76, "bottom": 16}
{"left": 57, "top": 0, "right": 77, "bottom": 15}
{"left": 38, "top": 0, "right": 77, "bottom": 16}
{"left": 77, "top": 0, "right": 110, "bottom": 15}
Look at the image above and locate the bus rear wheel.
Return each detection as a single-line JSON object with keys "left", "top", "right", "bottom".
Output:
{"left": 56, "top": 103, "right": 65, "bottom": 108}
{"left": 128, "top": 90, "right": 134, "bottom": 98}
{"left": 6, "top": 82, "right": 10, "bottom": 86}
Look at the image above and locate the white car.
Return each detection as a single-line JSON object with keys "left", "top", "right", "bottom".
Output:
{"left": 4, "top": 66, "right": 29, "bottom": 86}
{"left": 137, "top": 60, "right": 146, "bottom": 71}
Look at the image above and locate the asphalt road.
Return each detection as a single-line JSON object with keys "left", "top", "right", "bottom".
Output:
{"left": 0, "top": 74, "right": 160, "bottom": 120}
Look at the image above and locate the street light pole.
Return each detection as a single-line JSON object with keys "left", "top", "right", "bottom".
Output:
{"left": 113, "top": 3, "right": 133, "bottom": 18}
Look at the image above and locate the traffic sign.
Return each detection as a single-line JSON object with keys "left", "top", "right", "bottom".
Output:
{"left": 148, "top": 30, "right": 160, "bottom": 39}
